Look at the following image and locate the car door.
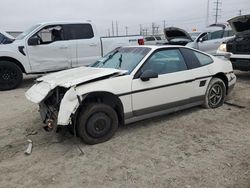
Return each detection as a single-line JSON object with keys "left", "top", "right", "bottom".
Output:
{"left": 131, "top": 48, "right": 197, "bottom": 116}
{"left": 26, "top": 25, "right": 74, "bottom": 72}
{"left": 198, "top": 30, "right": 224, "bottom": 54}
{"left": 64, "top": 24, "right": 101, "bottom": 67}
{"left": 179, "top": 47, "right": 214, "bottom": 97}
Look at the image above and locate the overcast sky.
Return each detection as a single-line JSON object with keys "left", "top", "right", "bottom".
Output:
{"left": 0, "top": 0, "right": 249, "bottom": 36}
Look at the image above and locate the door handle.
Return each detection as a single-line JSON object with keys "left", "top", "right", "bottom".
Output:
{"left": 89, "top": 43, "right": 97, "bottom": 47}
{"left": 59, "top": 46, "right": 68, "bottom": 49}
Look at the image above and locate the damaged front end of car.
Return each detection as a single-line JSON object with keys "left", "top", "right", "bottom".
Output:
{"left": 39, "top": 87, "right": 68, "bottom": 131}
{"left": 26, "top": 81, "right": 85, "bottom": 133}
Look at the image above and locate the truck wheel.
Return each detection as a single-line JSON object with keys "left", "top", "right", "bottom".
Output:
{"left": 0, "top": 61, "right": 23, "bottom": 91}
{"left": 77, "top": 103, "right": 118, "bottom": 145}
{"left": 203, "top": 78, "right": 226, "bottom": 109}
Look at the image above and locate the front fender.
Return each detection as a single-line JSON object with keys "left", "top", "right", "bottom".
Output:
{"left": 0, "top": 49, "right": 31, "bottom": 73}
{"left": 57, "top": 87, "right": 83, "bottom": 125}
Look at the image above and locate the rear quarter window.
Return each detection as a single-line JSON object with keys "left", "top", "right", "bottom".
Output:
{"left": 193, "top": 51, "right": 213, "bottom": 66}
{"left": 180, "top": 48, "right": 213, "bottom": 68}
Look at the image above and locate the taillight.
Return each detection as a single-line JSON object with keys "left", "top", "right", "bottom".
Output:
{"left": 138, "top": 39, "right": 144, "bottom": 45}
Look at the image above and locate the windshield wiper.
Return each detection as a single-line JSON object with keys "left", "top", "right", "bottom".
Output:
{"left": 101, "top": 51, "right": 119, "bottom": 66}
{"left": 118, "top": 54, "right": 123, "bottom": 69}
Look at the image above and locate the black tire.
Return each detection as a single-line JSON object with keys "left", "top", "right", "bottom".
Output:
{"left": 0, "top": 61, "right": 23, "bottom": 91}
{"left": 203, "top": 78, "right": 226, "bottom": 109}
{"left": 77, "top": 103, "right": 118, "bottom": 145}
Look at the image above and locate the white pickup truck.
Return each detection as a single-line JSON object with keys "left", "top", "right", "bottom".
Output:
{"left": 0, "top": 21, "right": 144, "bottom": 90}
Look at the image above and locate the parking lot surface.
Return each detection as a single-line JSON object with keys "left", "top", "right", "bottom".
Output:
{"left": 0, "top": 72, "right": 250, "bottom": 188}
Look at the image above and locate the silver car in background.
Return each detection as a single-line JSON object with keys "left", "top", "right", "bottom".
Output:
{"left": 163, "top": 24, "right": 234, "bottom": 55}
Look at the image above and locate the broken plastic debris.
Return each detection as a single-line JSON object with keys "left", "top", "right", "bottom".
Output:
{"left": 24, "top": 139, "right": 33, "bottom": 155}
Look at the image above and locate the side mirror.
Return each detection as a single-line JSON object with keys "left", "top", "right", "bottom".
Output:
{"left": 140, "top": 70, "right": 158, "bottom": 81}
{"left": 198, "top": 37, "right": 204, "bottom": 43}
{"left": 28, "top": 36, "right": 40, "bottom": 46}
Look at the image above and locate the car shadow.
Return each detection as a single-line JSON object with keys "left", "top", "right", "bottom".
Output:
{"left": 58, "top": 106, "right": 202, "bottom": 146}
{"left": 19, "top": 75, "right": 41, "bottom": 89}
{"left": 234, "top": 71, "right": 250, "bottom": 81}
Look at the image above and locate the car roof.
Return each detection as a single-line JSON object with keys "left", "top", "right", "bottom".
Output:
{"left": 38, "top": 20, "right": 92, "bottom": 25}
{"left": 123, "top": 45, "right": 185, "bottom": 50}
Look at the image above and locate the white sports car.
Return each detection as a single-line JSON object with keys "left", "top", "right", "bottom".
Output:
{"left": 26, "top": 46, "right": 236, "bottom": 144}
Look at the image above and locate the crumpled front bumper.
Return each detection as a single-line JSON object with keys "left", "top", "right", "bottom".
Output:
{"left": 25, "top": 82, "right": 55, "bottom": 104}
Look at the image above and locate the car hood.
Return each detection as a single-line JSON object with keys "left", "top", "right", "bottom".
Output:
{"left": 0, "top": 31, "right": 15, "bottom": 44}
{"left": 0, "top": 31, "right": 15, "bottom": 40}
{"left": 37, "top": 66, "right": 127, "bottom": 88}
{"left": 228, "top": 14, "right": 250, "bottom": 34}
{"left": 164, "top": 27, "right": 193, "bottom": 41}
{"left": 26, "top": 67, "right": 127, "bottom": 103}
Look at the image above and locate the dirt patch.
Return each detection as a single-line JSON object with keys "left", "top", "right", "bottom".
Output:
{"left": 0, "top": 72, "right": 250, "bottom": 188}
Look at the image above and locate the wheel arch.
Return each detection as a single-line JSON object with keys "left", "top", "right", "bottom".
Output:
{"left": 213, "top": 72, "right": 228, "bottom": 94}
{"left": 0, "top": 56, "right": 26, "bottom": 73}
{"left": 78, "top": 91, "right": 125, "bottom": 126}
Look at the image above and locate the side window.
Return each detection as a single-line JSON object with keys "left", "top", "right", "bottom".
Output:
{"left": 145, "top": 37, "right": 155, "bottom": 41}
{"left": 180, "top": 48, "right": 213, "bottom": 68}
{"left": 193, "top": 51, "right": 213, "bottom": 66}
{"left": 35, "top": 25, "right": 63, "bottom": 44}
{"left": 199, "top": 32, "right": 208, "bottom": 42}
{"left": 155, "top": 36, "right": 162, "bottom": 40}
{"left": 66, "top": 24, "right": 94, "bottom": 40}
{"left": 223, "top": 30, "right": 228, "bottom": 37}
{"left": 209, "top": 30, "right": 224, "bottom": 40}
{"left": 223, "top": 30, "right": 235, "bottom": 37}
{"left": 141, "top": 49, "right": 187, "bottom": 75}
{"left": 228, "top": 30, "right": 234, "bottom": 37}
{"left": 179, "top": 48, "right": 201, "bottom": 69}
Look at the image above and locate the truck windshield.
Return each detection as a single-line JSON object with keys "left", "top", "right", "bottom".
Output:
{"left": 91, "top": 47, "right": 151, "bottom": 73}
{"left": 0, "top": 33, "right": 4, "bottom": 43}
{"left": 16, "top": 24, "right": 41, "bottom": 40}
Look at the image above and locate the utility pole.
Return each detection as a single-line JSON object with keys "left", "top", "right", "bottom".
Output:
{"left": 239, "top": 9, "right": 242, "bottom": 16}
{"left": 140, "top": 24, "right": 142, "bottom": 35}
{"left": 112, "top": 21, "right": 114, "bottom": 36}
{"left": 163, "top": 20, "right": 166, "bottom": 29}
{"left": 143, "top": 28, "right": 148, "bottom": 36}
{"left": 152, "top": 22, "right": 155, "bottom": 35}
{"left": 108, "top": 29, "right": 110, "bottom": 37}
{"left": 206, "top": 0, "right": 210, "bottom": 26}
{"left": 116, "top": 21, "right": 118, "bottom": 36}
{"left": 125, "top": 26, "right": 128, "bottom": 36}
{"left": 152, "top": 23, "right": 159, "bottom": 35}
{"left": 155, "top": 26, "right": 159, "bottom": 35}
{"left": 213, "top": 0, "right": 221, "bottom": 24}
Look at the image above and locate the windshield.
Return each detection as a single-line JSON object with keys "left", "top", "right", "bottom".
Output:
{"left": 16, "top": 24, "right": 41, "bottom": 40}
{"left": 0, "top": 33, "right": 4, "bottom": 43}
{"left": 91, "top": 47, "right": 151, "bottom": 73}
{"left": 189, "top": 32, "right": 201, "bottom": 40}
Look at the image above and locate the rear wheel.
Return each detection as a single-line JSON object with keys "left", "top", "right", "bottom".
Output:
{"left": 77, "top": 103, "right": 118, "bottom": 145}
{"left": 203, "top": 78, "right": 226, "bottom": 109}
{"left": 0, "top": 61, "right": 23, "bottom": 91}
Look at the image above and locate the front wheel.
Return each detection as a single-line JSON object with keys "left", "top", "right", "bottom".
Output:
{"left": 77, "top": 103, "right": 118, "bottom": 145}
{"left": 203, "top": 78, "right": 226, "bottom": 109}
{"left": 0, "top": 61, "right": 23, "bottom": 91}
